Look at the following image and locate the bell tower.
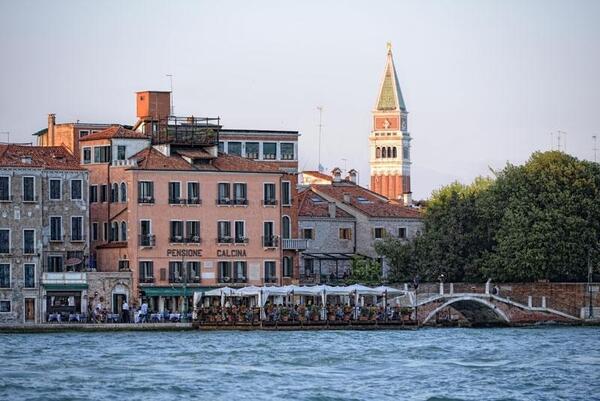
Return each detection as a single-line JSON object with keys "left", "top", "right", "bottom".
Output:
{"left": 369, "top": 43, "right": 411, "bottom": 203}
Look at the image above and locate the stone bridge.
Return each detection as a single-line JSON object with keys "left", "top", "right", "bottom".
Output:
{"left": 415, "top": 293, "right": 581, "bottom": 326}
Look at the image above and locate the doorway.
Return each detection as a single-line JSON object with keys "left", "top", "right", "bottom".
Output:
{"left": 113, "top": 293, "right": 127, "bottom": 314}
{"left": 25, "top": 298, "right": 35, "bottom": 322}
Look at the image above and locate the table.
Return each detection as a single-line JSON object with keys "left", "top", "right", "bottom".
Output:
{"left": 150, "top": 313, "right": 163, "bottom": 323}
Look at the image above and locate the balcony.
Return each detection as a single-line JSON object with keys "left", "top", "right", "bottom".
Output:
{"left": 187, "top": 197, "right": 202, "bottom": 205}
{"left": 262, "top": 236, "right": 279, "bottom": 248}
{"left": 139, "top": 234, "right": 156, "bottom": 247}
{"left": 282, "top": 238, "right": 308, "bottom": 250}
{"left": 216, "top": 198, "right": 232, "bottom": 206}
{"left": 169, "top": 197, "right": 186, "bottom": 205}
{"left": 234, "top": 237, "right": 249, "bottom": 244}
{"left": 139, "top": 276, "right": 155, "bottom": 284}
{"left": 217, "top": 237, "right": 234, "bottom": 244}
{"left": 42, "top": 272, "right": 87, "bottom": 286}
{"left": 264, "top": 276, "right": 278, "bottom": 284}
{"left": 261, "top": 199, "right": 278, "bottom": 206}
{"left": 233, "top": 198, "right": 248, "bottom": 206}
{"left": 169, "top": 275, "right": 201, "bottom": 284}
{"left": 170, "top": 236, "right": 202, "bottom": 244}
{"left": 138, "top": 197, "right": 155, "bottom": 204}
{"left": 218, "top": 276, "right": 247, "bottom": 284}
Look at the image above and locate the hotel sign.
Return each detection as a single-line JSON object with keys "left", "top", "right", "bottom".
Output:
{"left": 216, "top": 249, "right": 247, "bottom": 258}
{"left": 166, "top": 249, "right": 203, "bottom": 258}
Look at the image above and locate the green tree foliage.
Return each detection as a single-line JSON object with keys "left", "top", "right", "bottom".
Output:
{"left": 348, "top": 257, "right": 381, "bottom": 285}
{"left": 377, "top": 151, "right": 600, "bottom": 282}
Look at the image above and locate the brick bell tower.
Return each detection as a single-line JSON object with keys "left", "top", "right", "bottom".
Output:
{"left": 369, "top": 43, "right": 412, "bottom": 204}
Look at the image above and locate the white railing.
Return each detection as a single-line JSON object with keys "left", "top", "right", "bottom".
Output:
{"left": 282, "top": 238, "right": 308, "bottom": 250}
{"left": 112, "top": 159, "right": 137, "bottom": 167}
{"left": 42, "top": 272, "right": 87, "bottom": 285}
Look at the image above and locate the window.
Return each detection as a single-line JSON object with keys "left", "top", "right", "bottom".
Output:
{"left": 50, "top": 217, "right": 62, "bottom": 241}
{"left": 263, "top": 142, "right": 276, "bottom": 160}
{"left": 263, "top": 221, "right": 276, "bottom": 247}
{"left": 392, "top": 147, "right": 397, "bottom": 158}
{"left": 339, "top": 228, "right": 352, "bottom": 240}
{"left": 0, "top": 264, "right": 9, "bottom": 288}
{"left": 100, "top": 184, "right": 107, "bottom": 202}
{"left": 140, "top": 220, "right": 153, "bottom": 246}
{"left": 111, "top": 183, "right": 118, "bottom": 203}
{"left": 169, "top": 261, "right": 183, "bottom": 283}
{"left": 302, "top": 228, "right": 314, "bottom": 240}
{"left": 168, "top": 182, "right": 181, "bottom": 204}
{"left": 376, "top": 147, "right": 381, "bottom": 158}
{"left": 79, "top": 130, "right": 90, "bottom": 138}
{"left": 218, "top": 261, "right": 232, "bottom": 283}
{"left": 282, "top": 216, "right": 291, "bottom": 239}
{"left": 234, "top": 221, "right": 246, "bottom": 243}
{"left": 233, "top": 261, "right": 247, "bottom": 283}
{"left": 280, "top": 143, "right": 295, "bottom": 160}
{"left": 110, "top": 222, "right": 119, "bottom": 242}
{"left": 217, "top": 183, "right": 231, "bottom": 205}
{"left": 94, "top": 146, "right": 111, "bottom": 163}
{"left": 49, "top": 179, "right": 61, "bottom": 200}
{"left": 398, "top": 227, "right": 407, "bottom": 239}
{"left": 120, "top": 183, "right": 127, "bottom": 202}
{"left": 0, "top": 230, "right": 8, "bottom": 253}
{"left": 187, "top": 261, "right": 201, "bottom": 281}
{"left": 374, "top": 227, "right": 385, "bottom": 239}
{"left": 281, "top": 181, "right": 291, "bottom": 206}
{"left": 233, "top": 183, "right": 247, "bottom": 205}
{"left": 217, "top": 221, "right": 232, "bottom": 243}
{"left": 264, "top": 261, "right": 276, "bottom": 283}
{"left": 228, "top": 142, "right": 242, "bottom": 156}
{"left": 103, "top": 222, "right": 108, "bottom": 241}
{"left": 117, "top": 145, "right": 126, "bottom": 160}
{"left": 218, "top": 142, "right": 224, "bottom": 153}
{"left": 70, "top": 217, "right": 83, "bottom": 241}
{"left": 121, "top": 221, "right": 127, "bottom": 241}
{"left": 263, "top": 183, "right": 276, "bottom": 205}
{"left": 71, "top": 180, "right": 82, "bottom": 200}
{"left": 92, "top": 222, "right": 99, "bottom": 241}
{"left": 246, "top": 142, "right": 259, "bottom": 159}
{"left": 139, "top": 261, "right": 154, "bottom": 283}
{"left": 0, "top": 177, "right": 9, "bottom": 201}
{"left": 47, "top": 256, "right": 63, "bottom": 272}
{"left": 23, "top": 229, "right": 35, "bottom": 254}
{"left": 187, "top": 182, "right": 200, "bottom": 204}
{"left": 304, "top": 258, "right": 314, "bottom": 276}
{"left": 0, "top": 301, "right": 10, "bottom": 312}
{"left": 23, "top": 176, "right": 35, "bottom": 202}
{"left": 89, "top": 185, "right": 97, "bottom": 203}
{"left": 186, "top": 221, "right": 200, "bottom": 243}
{"left": 82, "top": 147, "right": 92, "bottom": 164}
{"left": 138, "top": 181, "right": 154, "bottom": 203}
{"left": 24, "top": 264, "right": 35, "bottom": 288}
{"left": 170, "top": 221, "right": 184, "bottom": 243}
{"left": 283, "top": 256, "right": 292, "bottom": 278}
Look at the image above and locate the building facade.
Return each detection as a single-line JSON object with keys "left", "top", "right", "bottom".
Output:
{"left": 369, "top": 43, "right": 412, "bottom": 204}
{"left": 298, "top": 168, "right": 422, "bottom": 283}
{"left": 0, "top": 145, "right": 89, "bottom": 323}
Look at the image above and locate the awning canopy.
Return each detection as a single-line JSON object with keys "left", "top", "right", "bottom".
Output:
{"left": 44, "top": 284, "right": 88, "bottom": 291}
{"left": 142, "top": 287, "right": 206, "bottom": 297}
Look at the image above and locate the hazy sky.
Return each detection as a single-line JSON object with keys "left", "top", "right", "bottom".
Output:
{"left": 1, "top": 0, "right": 599, "bottom": 199}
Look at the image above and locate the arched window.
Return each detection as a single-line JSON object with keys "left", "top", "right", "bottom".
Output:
{"left": 111, "top": 183, "right": 118, "bottom": 203}
{"left": 376, "top": 147, "right": 381, "bottom": 158}
{"left": 283, "top": 256, "right": 292, "bottom": 278}
{"left": 120, "top": 182, "right": 127, "bottom": 203}
{"left": 392, "top": 147, "right": 397, "bottom": 158}
{"left": 120, "top": 221, "right": 127, "bottom": 241}
{"left": 387, "top": 147, "right": 392, "bottom": 158}
{"left": 382, "top": 147, "right": 387, "bottom": 158}
{"left": 111, "top": 221, "right": 119, "bottom": 242}
{"left": 282, "top": 216, "right": 291, "bottom": 239}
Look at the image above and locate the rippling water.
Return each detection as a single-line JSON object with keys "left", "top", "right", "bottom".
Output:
{"left": 1, "top": 327, "right": 599, "bottom": 401}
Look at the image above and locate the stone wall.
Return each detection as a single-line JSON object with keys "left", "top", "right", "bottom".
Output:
{"left": 87, "top": 271, "right": 132, "bottom": 313}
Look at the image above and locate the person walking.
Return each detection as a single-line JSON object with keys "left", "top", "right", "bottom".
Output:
{"left": 122, "top": 300, "right": 130, "bottom": 323}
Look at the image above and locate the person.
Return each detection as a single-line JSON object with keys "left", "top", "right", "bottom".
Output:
{"left": 140, "top": 301, "right": 148, "bottom": 323}
{"left": 122, "top": 300, "right": 130, "bottom": 323}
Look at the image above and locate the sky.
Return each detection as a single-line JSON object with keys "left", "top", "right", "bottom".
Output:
{"left": 1, "top": 0, "right": 599, "bottom": 199}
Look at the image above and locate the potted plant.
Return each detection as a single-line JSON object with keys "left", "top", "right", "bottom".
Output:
{"left": 311, "top": 305, "right": 320, "bottom": 321}
{"left": 281, "top": 307, "right": 290, "bottom": 321}
{"left": 298, "top": 305, "right": 306, "bottom": 322}
{"left": 360, "top": 307, "right": 369, "bottom": 321}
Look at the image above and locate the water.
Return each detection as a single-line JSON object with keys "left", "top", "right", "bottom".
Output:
{"left": 1, "top": 327, "right": 599, "bottom": 401}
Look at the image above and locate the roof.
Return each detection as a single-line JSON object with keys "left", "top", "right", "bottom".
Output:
{"left": 302, "top": 171, "right": 332, "bottom": 182}
{"left": 0, "top": 145, "right": 85, "bottom": 170}
{"left": 129, "top": 147, "right": 283, "bottom": 173}
{"left": 79, "top": 126, "right": 149, "bottom": 142}
{"left": 376, "top": 44, "right": 406, "bottom": 112}
{"left": 220, "top": 129, "right": 299, "bottom": 136}
{"left": 298, "top": 189, "right": 353, "bottom": 218}
{"left": 311, "top": 182, "right": 421, "bottom": 219}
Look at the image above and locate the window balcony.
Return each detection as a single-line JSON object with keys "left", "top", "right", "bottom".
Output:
{"left": 187, "top": 197, "right": 202, "bottom": 205}
{"left": 187, "top": 236, "right": 202, "bottom": 244}
{"left": 233, "top": 198, "right": 248, "bottom": 206}
{"left": 139, "top": 276, "right": 154, "bottom": 284}
{"left": 234, "top": 237, "right": 249, "bottom": 244}
{"left": 233, "top": 276, "right": 247, "bottom": 284}
{"left": 264, "top": 276, "right": 278, "bottom": 284}
{"left": 216, "top": 198, "right": 232, "bottom": 206}
{"left": 170, "top": 275, "right": 202, "bottom": 284}
{"left": 217, "top": 237, "right": 234, "bottom": 244}
{"left": 262, "top": 235, "right": 279, "bottom": 248}
{"left": 282, "top": 238, "right": 308, "bottom": 250}
{"left": 169, "top": 197, "right": 186, "bottom": 205}
{"left": 138, "top": 197, "right": 155, "bottom": 204}
{"left": 139, "top": 234, "right": 156, "bottom": 247}
{"left": 262, "top": 199, "right": 278, "bottom": 206}
{"left": 218, "top": 276, "right": 232, "bottom": 284}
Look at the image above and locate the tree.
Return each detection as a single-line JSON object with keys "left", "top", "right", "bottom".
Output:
{"left": 347, "top": 257, "right": 381, "bottom": 285}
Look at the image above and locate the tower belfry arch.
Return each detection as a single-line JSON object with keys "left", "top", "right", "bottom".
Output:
{"left": 369, "top": 43, "right": 412, "bottom": 204}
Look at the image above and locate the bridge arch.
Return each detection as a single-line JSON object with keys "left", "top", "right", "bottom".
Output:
{"left": 422, "top": 296, "right": 510, "bottom": 326}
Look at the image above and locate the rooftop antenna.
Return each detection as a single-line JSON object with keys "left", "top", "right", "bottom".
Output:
{"left": 317, "top": 106, "right": 324, "bottom": 172}
{"left": 341, "top": 158, "right": 348, "bottom": 173}
{"left": 166, "top": 74, "right": 174, "bottom": 115}
{"left": 593, "top": 135, "right": 598, "bottom": 163}
{"left": 557, "top": 130, "right": 567, "bottom": 152}
{"left": 550, "top": 132, "right": 554, "bottom": 150}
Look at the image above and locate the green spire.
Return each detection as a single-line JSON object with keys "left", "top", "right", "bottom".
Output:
{"left": 376, "top": 43, "right": 406, "bottom": 112}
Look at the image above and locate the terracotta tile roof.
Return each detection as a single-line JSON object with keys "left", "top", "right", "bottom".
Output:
{"left": 129, "top": 147, "right": 283, "bottom": 174}
{"left": 302, "top": 171, "right": 332, "bottom": 182}
{"left": 311, "top": 183, "right": 422, "bottom": 219}
{"left": 298, "top": 188, "right": 354, "bottom": 218}
{"left": 79, "top": 126, "right": 148, "bottom": 141}
{"left": 0, "top": 145, "right": 84, "bottom": 170}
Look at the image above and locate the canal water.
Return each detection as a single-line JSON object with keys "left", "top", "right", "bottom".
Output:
{"left": 1, "top": 327, "right": 599, "bottom": 401}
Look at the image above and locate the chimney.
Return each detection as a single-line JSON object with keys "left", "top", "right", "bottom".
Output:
{"left": 343, "top": 194, "right": 351, "bottom": 203}
{"left": 403, "top": 192, "right": 412, "bottom": 206}
{"left": 347, "top": 169, "right": 358, "bottom": 184}
{"left": 332, "top": 167, "right": 342, "bottom": 183}
{"left": 328, "top": 202, "right": 336, "bottom": 218}
{"left": 48, "top": 114, "right": 56, "bottom": 145}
